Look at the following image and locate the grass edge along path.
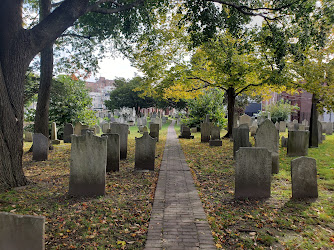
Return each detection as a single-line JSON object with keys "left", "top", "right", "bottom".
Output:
{"left": 177, "top": 125, "right": 334, "bottom": 249}
{"left": 0, "top": 120, "right": 170, "bottom": 249}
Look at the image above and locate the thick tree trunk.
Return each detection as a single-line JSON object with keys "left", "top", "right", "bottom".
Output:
{"left": 309, "top": 94, "right": 319, "bottom": 148}
{"left": 34, "top": 0, "right": 53, "bottom": 137}
{"left": 224, "top": 87, "right": 236, "bottom": 138}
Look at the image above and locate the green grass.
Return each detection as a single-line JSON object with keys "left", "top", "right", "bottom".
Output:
{"left": 178, "top": 124, "right": 334, "bottom": 249}
{"left": 0, "top": 119, "right": 171, "bottom": 249}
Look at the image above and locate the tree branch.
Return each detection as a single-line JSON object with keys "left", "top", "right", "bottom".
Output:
{"left": 185, "top": 76, "right": 228, "bottom": 92}
{"left": 235, "top": 82, "right": 264, "bottom": 96}
{"left": 87, "top": 0, "right": 144, "bottom": 14}
{"left": 60, "top": 33, "right": 92, "bottom": 40}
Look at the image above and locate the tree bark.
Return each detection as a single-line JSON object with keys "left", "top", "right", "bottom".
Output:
{"left": 34, "top": 0, "right": 54, "bottom": 137}
{"left": 309, "top": 94, "right": 319, "bottom": 148}
{"left": 224, "top": 87, "right": 236, "bottom": 138}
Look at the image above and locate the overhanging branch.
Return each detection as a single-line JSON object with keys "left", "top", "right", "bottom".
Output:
{"left": 235, "top": 82, "right": 264, "bottom": 96}
{"left": 87, "top": 0, "right": 144, "bottom": 14}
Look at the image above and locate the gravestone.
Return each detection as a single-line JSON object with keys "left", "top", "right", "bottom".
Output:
{"left": 287, "top": 122, "right": 295, "bottom": 131}
{"left": 94, "top": 125, "right": 101, "bottom": 134}
{"left": 255, "top": 119, "right": 279, "bottom": 174}
{"left": 51, "top": 122, "right": 58, "bottom": 141}
{"left": 102, "top": 123, "right": 110, "bottom": 133}
{"left": 25, "top": 131, "right": 33, "bottom": 142}
{"left": 179, "top": 126, "right": 194, "bottom": 139}
{"left": 275, "top": 122, "right": 280, "bottom": 131}
{"left": 138, "top": 125, "right": 144, "bottom": 133}
{"left": 33, "top": 133, "right": 49, "bottom": 161}
{"left": 0, "top": 212, "right": 45, "bottom": 250}
{"left": 233, "top": 113, "right": 239, "bottom": 128}
{"left": 302, "top": 119, "right": 309, "bottom": 126}
{"left": 63, "top": 123, "right": 73, "bottom": 143}
{"left": 298, "top": 124, "right": 306, "bottom": 131}
{"left": 149, "top": 123, "right": 160, "bottom": 142}
{"left": 318, "top": 121, "right": 323, "bottom": 144}
{"left": 135, "top": 132, "right": 157, "bottom": 171}
{"left": 137, "top": 118, "right": 143, "bottom": 126}
{"left": 143, "top": 126, "right": 148, "bottom": 133}
{"left": 279, "top": 121, "right": 286, "bottom": 132}
{"left": 257, "top": 116, "right": 266, "bottom": 125}
{"left": 292, "top": 119, "right": 298, "bottom": 124}
{"left": 110, "top": 117, "right": 116, "bottom": 123}
{"left": 287, "top": 131, "right": 309, "bottom": 157}
{"left": 109, "top": 123, "right": 129, "bottom": 159}
{"left": 324, "top": 122, "right": 333, "bottom": 135}
{"left": 176, "top": 118, "right": 181, "bottom": 125}
{"left": 209, "top": 125, "right": 222, "bottom": 146}
{"left": 201, "top": 122, "right": 211, "bottom": 142}
{"left": 102, "top": 133, "right": 120, "bottom": 172}
{"left": 293, "top": 123, "right": 299, "bottom": 131}
{"left": 142, "top": 117, "right": 147, "bottom": 126}
{"left": 239, "top": 114, "right": 252, "bottom": 126}
{"left": 291, "top": 157, "right": 318, "bottom": 199}
{"left": 190, "top": 127, "right": 197, "bottom": 133}
{"left": 235, "top": 147, "right": 272, "bottom": 199}
{"left": 69, "top": 131, "right": 107, "bottom": 196}
{"left": 233, "top": 124, "right": 251, "bottom": 158}
{"left": 281, "top": 136, "right": 288, "bottom": 147}
{"left": 250, "top": 125, "right": 258, "bottom": 136}
{"left": 162, "top": 116, "right": 167, "bottom": 124}
{"left": 74, "top": 122, "right": 83, "bottom": 135}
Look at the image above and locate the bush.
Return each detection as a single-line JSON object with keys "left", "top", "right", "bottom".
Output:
{"left": 260, "top": 100, "right": 299, "bottom": 123}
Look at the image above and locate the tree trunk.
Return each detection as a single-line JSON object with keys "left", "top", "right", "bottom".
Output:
{"left": 224, "top": 87, "right": 236, "bottom": 138}
{"left": 309, "top": 94, "right": 319, "bottom": 148}
{"left": 34, "top": 0, "right": 53, "bottom": 137}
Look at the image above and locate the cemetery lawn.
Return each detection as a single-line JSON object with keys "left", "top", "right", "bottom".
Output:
{"left": 0, "top": 121, "right": 170, "bottom": 249}
{"left": 178, "top": 126, "right": 334, "bottom": 249}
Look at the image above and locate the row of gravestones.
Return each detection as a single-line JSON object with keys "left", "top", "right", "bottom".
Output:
{"left": 200, "top": 115, "right": 223, "bottom": 146}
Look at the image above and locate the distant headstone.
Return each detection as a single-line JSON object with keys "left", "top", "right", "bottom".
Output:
{"left": 255, "top": 119, "right": 279, "bottom": 174}
{"left": 109, "top": 123, "right": 129, "bottom": 159}
{"left": 33, "top": 133, "right": 48, "bottom": 161}
{"left": 324, "top": 122, "right": 333, "bottom": 135}
{"left": 235, "top": 147, "right": 272, "bottom": 199}
{"left": 302, "top": 119, "right": 309, "bottom": 126}
{"left": 287, "top": 131, "right": 309, "bottom": 157}
{"left": 102, "top": 133, "right": 120, "bottom": 172}
{"left": 102, "top": 123, "right": 110, "bottom": 134}
{"left": 291, "top": 157, "right": 318, "bottom": 199}
{"left": 257, "top": 116, "right": 266, "bottom": 125}
{"left": 176, "top": 118, "right": 181, "bottom": 125}
{"left": 0, "top": 212, "right": 45, "bottom": 250}
{"left": 201, "top": 122, "right": 211, "bottom": 142}
{"left": 74, "top": 122, "right": 83, "bottom": 135}
{"left": 69, "top": 132, "right": 107, "bottom": 196}
{"left": 275, "top": 122, "right": 279, "bottom": 131}
{"left": 179, "top": 126, "right": 194, "bottom": 139}
{"left": 239, "top": 114, "right": 252, "bottom": 126}
{"left": 24, "top": 131, "right": 33, "bottom": 142}
{"left": 51, "top": 122, "right": 57, "bottom": 140}
{"left": 110, "top": 117, "right": 116, "bottom": 122}
{"left": 138, "top": 125, "right": 144, "bottom": 133}
{"left": 63, "top": 123, "right": 73, "bottom": 143}
{"left": 287, "top": 122, "right": 295, "bottom": 131}
{"left": 250, "top": 125, "right": 258, "bottom": 136}
{"left": 135, "top": 132, "right": 157, "bottom": 171}
{"left": 279, "top": 121, "right": 286, "bottom": 132}
{"left": 318, "top": 121, "right": 323, "bottom": 144}
{"left": 209, "top": 125, "right": 222, "bottom": 146}
{"left": 149, "top": 123, "right": 160, "bottom": 142}
{"left": 143, "top": 126, "right": 148, "bottom": 133}
{"left": 190, "top": 127, "right": 197, "bottom": 133}
{"left": 137, "top": 118, "right": 143, "bottom": 126}
{"left": 233, "top": 124, "right": 251, "bottom": 158}
{"left": 94, "top": 125, "right": 101, "bottom": 134}
{"left": 233, "top": 113, "right": 239, "bottom": 128}
{"left": 281, "top": 136, "right": 288, "bottom": 147}
{"left": 298, "top": 124, "right": 306, "bottom": 131}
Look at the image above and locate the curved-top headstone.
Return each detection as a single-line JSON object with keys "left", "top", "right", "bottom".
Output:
{"left": 149, "top": 123, "right": 160, "bottom": 142}
{"left": 69, "top": 131, "right": 107, "bottom": 196}
{"left": 291, "top": 157, "right": 318, "bottom": 199}
{"left": 239, "top": 114, "right": 252, "bottom": 126}
{"left": 233, "top": 124, "right": 251, "bottom": 158}
{"left": 109, "top": 123, "right": 129, "bottom": 159}
{"left": 255, "top": 119, "right": 279, "bottom": 173}
{"left": 201, "top": 122, "right": 211, "bottom": 142}
{"left": 102, "top": 133, "right": 120, "bottom": 172}
{"left": 279, "top": 121, "right": 286, "bottom": 132}
{"left": 63, "top": 123, "right": 74, "bottom": 143}
{"left": 287, "top": 131, "right": 309, "bottom": 157}
{"left": 135, "top": 132, "right": 157, "bottom": 171}
{"left": 235, "top": 147, "right": 272, "bottom": 199}
{"left": 33, "top": 133, "right": 49, "bottom": 161}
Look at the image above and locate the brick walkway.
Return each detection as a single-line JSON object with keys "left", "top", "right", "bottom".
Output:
{"left": 145, "top": 122, "right": 216, "bottom": 249}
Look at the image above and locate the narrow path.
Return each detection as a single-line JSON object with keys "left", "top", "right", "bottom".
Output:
{"left": 145, "top": 121, "right": 216, "bottom": 249}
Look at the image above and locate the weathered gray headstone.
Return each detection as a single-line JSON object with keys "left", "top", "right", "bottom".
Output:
{"left": 74, "top": 122, "right": 83, "bottom": 135}
{"left": 179, "top": 126, "right": 194, "bottom": 139}
{"left": 279, "top": 121, "right": 286, "bottom": 132}
{"left": 0, "top": 212, "right": 45, "bottom": 250}
{"left": 102, "top": 133, "right": 120, "bottom": 172}
{"left": 298, "top": 124, "right": 306, "bottom": 131}
{"left": 233, "top": 113, "right": 239, "bottom": 128}
{"left": 102, "top": 123, "right": 110, "bottom": 134}
{"left": 255, "top": 119, "right": 279, "bottom": 174}
{"left": 324, "top": 122, "right": 333, "bottom": 135}
{"left": 201, "top": 122, "right": 211, "bottom": 142}
{"left": 149, "top": 123, "right": 160, "bottom": 142}
{"left": 135, "top": 132, "right": 157, "bottom": 171}
{"left": 257, "top": 116, "right": 266, "bottom": 125}
{"left": 24, "top": 131, "right": 33, "bottom": 142}
{"left": 287, "top": 131, "right": 309, "bottom": 157}
{"left": 33, "top": 133, "right": 49, "bottom": 161}
{"left": 239, "top": 114, "right": 252, "bottom": 126}
{"left": 291, "top": 157, "right": 318, "bottom": 199}
{"left": 209, "top": 125, "right": 222, "bottom": 146}
{"left": 235, "top": 147, "right": 272, "bottom": 199}
{"left": 51, "top": 122, "right": 57, "bottom": 140}
{"left": 281, "top": 136, "right": 288, "bottom": 147}
{"left": 250, "top": 125, "right": 258, "bottom": 136}
{"left": 143, "top": 126, "right": 148, "bottom": 133}
{"left": 109, "top": 123, "right": 129, "bottom": 159}
{"left": 302, "top": 119, "right": 309, "bottom": 126}
{"left": 287, "top": 122, "right": 295, "bottom": 131}
{"left": 275, "top": 122, "right": 280, "bottom": 131}
{"left": 318, "top": 121, "right": 323, "bottom": 144}
{"left": 63, "top": 123, "right": 73, "bottom": 143}
{"left": 233, "top": 124, "right": 251, "bottom": 158}
{"left": 69, "top": 132, "right": 107, "bottom": 196}
{"left": 94, "top": 125, "right": 101, "bottom": 134}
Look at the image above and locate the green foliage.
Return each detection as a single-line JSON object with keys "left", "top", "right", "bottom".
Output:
{"left": 49, "top": 75, "right": 96, "bottom": 137}
{"left": 105, "top": 76, "right": 155, "bottom": 111}
{"left": 23, "top": 69, "right": 39, "bottom": 105}
{"left": 185, "top": 88, "right": 227, "bottom": 128}
{"left": 260, "top": 100, "right": 299, "bottom": 123}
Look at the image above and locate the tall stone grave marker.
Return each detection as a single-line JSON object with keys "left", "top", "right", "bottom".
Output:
{"left": 239, "top": 114, "right": 252, "bottom": 126}
{"left": 235, "top": 147, "right": 272, "bottom": 199}
{"left": 33, "top": 133, "right": 48, "bottom": 161}
{"left": 317, "top": 121, "right": 323, "bottom": 144}
{"left": 291, "top": 157, "right": 318, "bottom": 198}
{"left": 233, "top": 124, "right": 251, "bottom": 158}
{"left": 74, "top": 122, "right": 83, "bottom": 135}
{"left": 149, "top": 123, "right": 160, "bottom": 142}
{"left": 109, "top": 123, "right": 129, "bottom": 159}
{"left": 51, "top": 122, "right": 60, "bottom": 144}
{"left": 201, "top": 121, "right": 211, "bottom": 142}
{"left": 135, "top": 132, "right": 157, "bottom": 171}
{"left": 102, "top": 133, "right": 120, "bottom": 172}
{"left": 209, "top": 125, "right": 222, "bottom": 146}
{"left": 287, "top": 131, "right": 309, "bottom": 157}
{"left": 102, "top": 123, "right": 110, "bottom": 133}
{"left": 0, "top": 212, "right": 45, "bottom": 250}
{"left": 24, "top": 131, "right": 33, "bottom": 142}
{"left": 69, "top": 132, "right": 107, "bottom": 196}
{"left": 279, "top": 121, "right": 286, "bottom": 132}
{"left": 63, "top": 123, "right": 74, "bottom": 143}
{"left": 281, "top": 136, "right": 288, "bottom": 147}
{"left": 255, "top": 119, "right": 279, "bottom": 174}
{"left": 179, "top": 126, "right": 194, "bottom": 139}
